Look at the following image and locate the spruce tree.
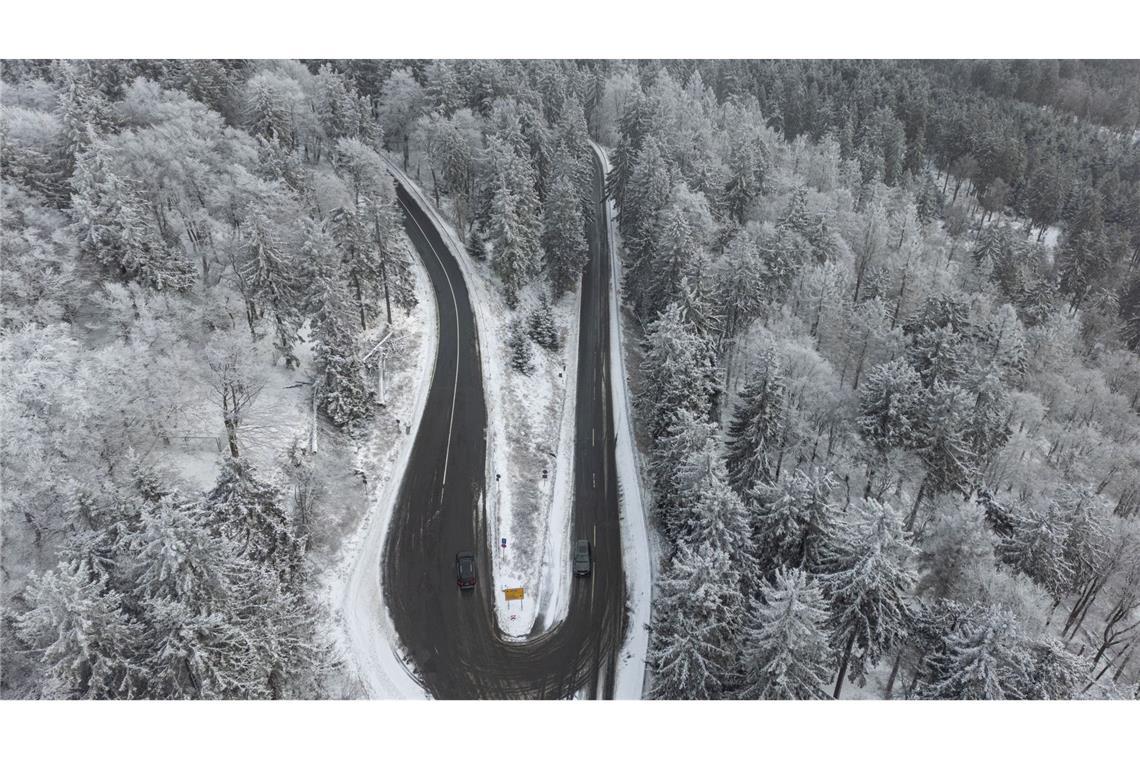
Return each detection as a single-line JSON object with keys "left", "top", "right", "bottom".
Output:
{"left": 649, "top": 544, "right": 744, "bottom": 699}
{"left": 750, "top": 467, "right": 841, "bottom": 577}
{"left": 822, "top": 497, "right": 916, "bottom": 698}
{"left": 741, "top": 569, "right": 833, "bottom": 699}
{"left": 725, "top": 349, "right": 787, "bottom": 495}
{"left": 541, "top": 173, "right": 589, "bottom": 298}
{"left": 638, "top": 302, "right": 719, "bottom": 440}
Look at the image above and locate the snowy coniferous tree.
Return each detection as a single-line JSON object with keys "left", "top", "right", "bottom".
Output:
{"left": 907, "top": 380, "right": 979, "bottom": 530}
{"left": 651, "top": 409, "right": 719, "bottom": 543}
{"left": 15, "top": 561, "right": 143, "bottom": 698}
{"left": 203, "top": 458, "right": 296, "bottom": 578}
{"left": 71, "top": 140, "right": 197, "bottom": 292}
{"left": 638, "top": 302, "right": 720, "bottom": 440}
{"left": 314, "top": 320, "right": 372, "bottom": 429}
{"left": 857, "top": 358, "right": 924, "bottom": 454}
{"left": 1056, "top": 486, "right": 1110, "bottom": 594}
{"left": 722, "top": 123, "right": 769, "bottom": 224}
{"left": 620, "top": 136, "right": 674, "bottom": 292}
{"left": 685, "top": 454, "right": 759, "bottom": 598}
{"left": 725, "top": 349, "right": 787, "bottom": 495}
{"left": 638, "top": 183, "right": 715, "bottom": 321}
{"left": 243, "top": 73, "right": 295, "bottom": 148}
{"left": 649, "top": 543, "right": 744, "bottom": 699}
{"left": 488, "top": 184, "right": 537, "bottom": 308}
{"left": 750, "top": 467, "right": 841, "bottom": 577}
{"left": 1025, "top": 637, "right": 1087, "bottom": 700}
{"left": 741, "top": 569, "right": 833, "bottom": 699}
{"left": 328, "top": 206, "right": 379, "bottom": 331}
{"left": 822, "top": 497, "right": 917, "bottom": 698}
{"left": 507, "top": 317, "right": 535, "bottom": 375}
{"left": 917, "top": 605, "right": 1035, "bottom": 700}
{"left": 240, "top": 210, "right": 301, "bottom": 365}
{"left": 999, "top": 499, "right": 1074, "bottom": 601}
{"left": 541, "top": 173, "right": 589, "bottom": 299}
{"left": 527, "top": 292, "right": 560, "bottom": 351}
{"left": 333, "top": 138, "right": 418, "bottom": 324}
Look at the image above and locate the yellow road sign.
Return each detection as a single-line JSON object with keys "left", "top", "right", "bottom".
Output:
{"left": 504, "top": 587, "right": 524, "bottom": 601}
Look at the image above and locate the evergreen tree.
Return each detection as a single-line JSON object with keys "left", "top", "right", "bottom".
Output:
{"left": 15, "top": 561, "right": 143, "bottom": 698}
{"left": 750, "top": 468, "right": 841, "bottom": 577}
{"left": 917, "top": 605, "right": 1034, "bottom": 700}
{"left": 822, "top": 497, "right": 916, "bottom": 698}
{"left": 488, "top": 184, "right": 538, "bottom": 308}
{"left": 651, "top": 409, "right": 719, "bottom": 543}
{"left": 638, "top": 302, "right": 719, "bottom": 440}
{"left": 649, "top": 544, "right": 744, "bottom": 699}
{"left": 858, "top": 358, "right": 924, "bottom": 454}
{"left": 240, "top": 210, "right": 301, "bottom": 365}
{"left": 203, "top": 458, "right": 296, "bottom": 578}
{"left": 725, "top": 349, "right": 787, "bottom": 495}
{"left": 999, "top": 499, "right": 1074, "bottom": 600}
{"left": 541, "top": 173, "right": 589, "bottom": 298}
{"left": 527, "top": 292, "right": 560, "bottom": 351}
{"left": 741, "top": 569, "right": 833, "bottom": 699}
{"left": 507, "top": 317, "right": 535, "bottom": 375}
{"left": 71, "top": 140, "right": 197, "bottom": 292}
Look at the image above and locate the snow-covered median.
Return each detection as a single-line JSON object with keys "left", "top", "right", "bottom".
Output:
{"left": 384, "top": 158, "right": 580, "bottom": 640}
{"left": 592, "top": 142, "right": 654, "bottom": 699}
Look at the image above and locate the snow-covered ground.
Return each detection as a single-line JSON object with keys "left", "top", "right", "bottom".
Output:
{"left": 592, "top": 143, "right": 654, "bottom": 699}
{"left": 324, "top": 233, "right": 437, "bottom": 700}
{"left": 384, "top": 156, "right": 580, "bottom": 639}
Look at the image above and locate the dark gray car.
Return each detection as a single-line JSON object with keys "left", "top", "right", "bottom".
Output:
{"left": 573, "top": 539, "right": 592, "bottom": 577}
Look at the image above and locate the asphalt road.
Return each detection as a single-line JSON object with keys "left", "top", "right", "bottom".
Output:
{"left": 382, "top": 152, "right": 626, "bottom": 699}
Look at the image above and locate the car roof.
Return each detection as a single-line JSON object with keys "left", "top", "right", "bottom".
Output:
{"left": 576, "top": 539, "right": 589, "bottom": 549}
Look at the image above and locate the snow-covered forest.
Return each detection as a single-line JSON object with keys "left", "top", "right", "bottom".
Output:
{"left": 3, "top": 59, "right": 1140, "bottom": 701}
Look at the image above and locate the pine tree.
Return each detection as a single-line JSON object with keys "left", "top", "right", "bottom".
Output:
{"left": 507, "top": 317, "right": 535, "bottom": 375}
{"left": 822, "top": 497, "right": 916, "bottom": 698}
{"left": 314, "top": 318, "right": 372, "bottom": 429}
{"left": 741, "top": 569, "right": 833, "bottom": 699}
{"left": 651, "top": 409, "right": 719, "bottom": 543}
{"left": 750, "top": 468, "right": 841, "bottom": 577}
{"left": 858, "top": 358, "right": 924, "bottom": 454}
{"left": 71, "top": 141, "right": 197, "bottom": 292}
{"left": 649, "top": 543, "right": 744, "bottom": 699}
{"left": 999, "top": 499, "right": 1074, "bottom": 600}
{"left": 15, "top": 561, "right": 143, "bottom": 698}
{"left": 333, "top": 138, "right": 418, "bottom": 325}
{"left": 638, "top": 302, "right": 719, "bottom": 440}
{"left": 203, "top": 458, "right": 296, "bottom": 578}
{"left": 527, "top": 292, "right": 560, "bottom": 351}
{"left": 917, "top": 605, "right": 1035, "bottom": 700}
{"left": 240, "top": 210, "right": 301, "bottom": 365}
{"left": 725, "top": 349, "right": 787, "bottom": 495}
{"left": 541, "top": 173, "right": 589, "bottom": 298}
{"left": 489, "top": 184, "right": 537, "bottom": 308}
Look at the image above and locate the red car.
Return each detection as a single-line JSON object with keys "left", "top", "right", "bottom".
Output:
{"left": 456, "top": 551, "right": 477, "bottom": 589}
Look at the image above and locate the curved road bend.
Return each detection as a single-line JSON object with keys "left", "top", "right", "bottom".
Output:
{"left": 383, "top": 153, "right": 626, "bottom": 699}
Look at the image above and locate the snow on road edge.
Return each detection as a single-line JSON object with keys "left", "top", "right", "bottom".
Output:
{"left": 534, "top": 283, "right": 582, "bottom": 633}
{"left": 330, "top": 180, "right": 438, "bottom": 700}
{"left": 592, "top": 142, "right": 653, "bottom": 699}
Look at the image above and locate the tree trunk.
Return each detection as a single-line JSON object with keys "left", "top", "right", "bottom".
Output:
{"left": 833, "top": 631, "right": 856, "bottom": 699}
{"left": 905, "top": 477, "right": 928, "bottom": 532}
{"left": 884, "top": 650, "right": 903, "bottom": 699}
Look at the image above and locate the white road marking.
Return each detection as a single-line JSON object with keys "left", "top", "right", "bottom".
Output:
{"left": 398, "top": 195, "right": 461, "bottom": 496}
